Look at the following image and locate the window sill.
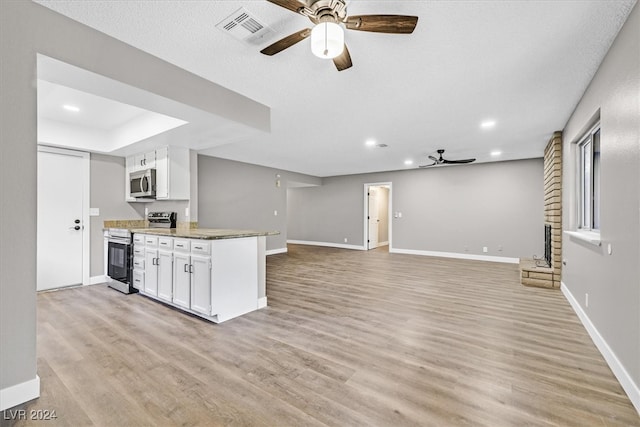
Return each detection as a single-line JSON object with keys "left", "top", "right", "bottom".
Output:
{"left": 564, "top": 230, "right": 601, "bottom": 247}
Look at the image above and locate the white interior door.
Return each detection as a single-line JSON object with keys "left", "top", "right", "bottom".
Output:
{"left": 368, "top": 188, "right": 379, "bottom": 250}
{"left": 37, "top": 148, "right": 87, "bottom": 290}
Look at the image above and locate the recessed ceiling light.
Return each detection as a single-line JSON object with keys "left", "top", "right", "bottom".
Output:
{"left": 481, "top": 120, "right": 496, "bottom": 129}
{"left": 365, "top": 139, "right": 376, "bottom": 147}
{"left": 404, "top": 159, "right": 413, "bottom": 165}
{"left": 63, "top": 104, "right": 80, "bottom": 112}
{"left": 490, "top": 150, "right": 502, "bottom": 156}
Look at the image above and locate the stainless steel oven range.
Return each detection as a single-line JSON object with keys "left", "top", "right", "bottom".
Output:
{"left": 106, "top": 228, "right": 137, "bottom": 294}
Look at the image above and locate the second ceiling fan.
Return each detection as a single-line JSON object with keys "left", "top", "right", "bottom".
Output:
{"left": 419, "top": 149, "right": 476, "bottom": 168}
{"left": 260, "top": 0, "right": 418, "bottom": 71}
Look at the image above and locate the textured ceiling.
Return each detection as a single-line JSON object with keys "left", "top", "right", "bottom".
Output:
{"left": 33, "top": 0, "right": 637, "bottom": 177}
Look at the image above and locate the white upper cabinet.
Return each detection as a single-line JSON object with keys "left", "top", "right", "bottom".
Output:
{"left": 155, "top": 146, "right": 190, "bottom": 200}
{"left": 125, "top": 146, "right": 190, "bottom": 202}
{"left": 133, "top": 151, "right": 155, "bottom": 171}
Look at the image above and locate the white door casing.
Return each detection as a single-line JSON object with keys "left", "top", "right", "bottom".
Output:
{"left": 368, "top": 188, "right": 379, "bottom": 249}
{"left": 37, "top": 146, "right": 89, "bottom": 291}
{"left": 364, "top": 182, "right": 392, "bottom": 252}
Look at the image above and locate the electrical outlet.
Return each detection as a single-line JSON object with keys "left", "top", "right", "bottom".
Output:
{"left": 482, "top": 246, "right": 488, "bottom": 253}
{"left": 585, "top": 293, "right": 589, "bottom": 308}
{"left": 274, "top": 210, "right": 278, "bottom": 216}
{"left": 344, "top": 238, "right": 348, "bottom": 243}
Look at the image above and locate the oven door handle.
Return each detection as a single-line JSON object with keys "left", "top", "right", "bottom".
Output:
{"left": 141, "top": 176, "right": 149, "bottom": 192}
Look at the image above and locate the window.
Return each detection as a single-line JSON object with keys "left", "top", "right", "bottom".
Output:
{"left": 577, "top": 123, "right": 600, "bottom": 231}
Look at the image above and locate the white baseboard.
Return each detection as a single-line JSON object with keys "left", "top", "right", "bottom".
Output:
{"left": 89, "top": 275, "right": 108, "bottom": 285}
{"left": 378, "top": 241, "right": 389, "bottom": 247}
{"left": 561, "top": 282, "right": 640, "bottom": 415}
{"left": 287, "top": 240, "right": 366, "bottom": 251}
{"left": 0, "top": 375, "right": 40, "bottom": 411}
{"left": 257, "top": 297, "right": 268, "bottom": 309}
{"left": 266, "top": 248, "right": 287, "bottom": 256}
{"left": 389, "top": 248, "right": 519, "bottom": 264}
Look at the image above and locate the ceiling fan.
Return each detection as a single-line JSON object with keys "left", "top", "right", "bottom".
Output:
{"left": 260, "top": 0, "right": 418, "bottom": 71}
{"left": 418, "top": 149, "right": 476, "bottom": 168}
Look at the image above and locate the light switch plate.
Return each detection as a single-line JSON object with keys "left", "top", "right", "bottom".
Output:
{"left": 89, "top": 208, "right": 100, "bottom": 216}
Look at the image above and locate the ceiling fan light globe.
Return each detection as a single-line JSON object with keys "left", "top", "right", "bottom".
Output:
{"left": 311, "top": 22, "right": 344, "bottom": 59}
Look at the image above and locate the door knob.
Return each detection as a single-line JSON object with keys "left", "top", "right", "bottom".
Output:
{"left": 74, "top": 219, "right": 81, "bottom": 224}
{"left": 74, "top": 226, "right": 81, "bottom": 230}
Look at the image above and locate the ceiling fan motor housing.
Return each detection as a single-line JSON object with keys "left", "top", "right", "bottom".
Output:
{"left": 300, "top": 0, "right": 348, "bottom": 24}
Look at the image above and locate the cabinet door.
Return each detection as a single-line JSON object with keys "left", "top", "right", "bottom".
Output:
{"left": 144, "top": 249, "right": 158, "bottom": 296}
{"left": 173, "top": 253, "right": 191, "bottom": 309}
{"left": 190, "top": 255, "right": 211, "bottom": 316}
{"left": 157, "top": 250, "right": 173, "bottom": 302}
{"left": 155, "top": 146, "right": 168, "bottom": 199}
{"left": 144, "top": 151, "right": 156, "bottom": 169}
{"left": 134, "top": 153, "right": 146, "bottom": 170}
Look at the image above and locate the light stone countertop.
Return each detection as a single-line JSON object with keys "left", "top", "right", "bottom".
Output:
{"left": 130, "top": 228, "right": 279, "bottom": 240}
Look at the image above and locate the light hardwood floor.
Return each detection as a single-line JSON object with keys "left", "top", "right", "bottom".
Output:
{"left": 4, "top": 244, "right": 639, "bottom": 426}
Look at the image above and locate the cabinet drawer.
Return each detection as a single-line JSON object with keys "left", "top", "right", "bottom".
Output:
{"left": 144, "top": 235, "right": 158, "bottom": 247}
{"left": 191, "top": 240, "right": 210, "bottom": 255}
{"left": 132, "top": 270, "right": 144, "bottom": 291}
{"left": 133, "top": 245, "right": 145, "bottom": 257}
{"left": 133, "top": 234, "right": 145, "bottom": 244}
{"left": 158, "top": 237, "right": 173, "bottom": 249}
{"left": 174, "top": 239, "right": 190, "bottom": 252}
{"left": 132, "top": 256, "right": 145, "bottom": 270}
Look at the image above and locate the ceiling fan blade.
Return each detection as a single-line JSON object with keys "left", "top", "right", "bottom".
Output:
{"left": 418, "top": 163, "right": 436, "bottom": 168}
{"left": 345, "top": 15, "right": 418, "bottom": 34}
{"left": 333, "top": 44, "right": 352, "bottom": 71}
{"left": 442, "top": 158, "right": 476, "bottom": 164}
{"left": 428, "top": 155, "right": 438, "bottom": 163}
{"left": 266, "top": 0, "right": 307, "bottom": 15}
{"left": 260, "top": 28, "right": 312, "bottom": 56}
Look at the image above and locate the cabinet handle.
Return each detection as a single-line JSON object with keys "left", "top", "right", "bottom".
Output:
{"left": 184, "top": 264, "right": 189, "bottom": 273}
{"left": 189, "top": 264, "right": 194, "bottom": 274}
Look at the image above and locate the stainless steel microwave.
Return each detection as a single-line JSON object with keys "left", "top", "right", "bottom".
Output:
{"left": 130, "top": 168, "right": 156, "bottom": 198}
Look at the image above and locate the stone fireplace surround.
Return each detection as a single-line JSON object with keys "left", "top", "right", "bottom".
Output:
{"left": 520, "top": 132, "right": 562, "bottom": 288}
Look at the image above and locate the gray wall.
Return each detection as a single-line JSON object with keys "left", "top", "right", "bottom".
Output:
{"left": 562, "top": 2, "right": 639, "bottom": 392}
{"left": 0, "top": 0, "right": 267, "bottom": 402}
{"left": 89, "top": 154, "right": 143, "bottom": 277}
{"left": 197, "top": 155, "right": 320, "bottom": 251}
{"left": 1, "top": 0, "right": 38, "bottom": 396}
{"left": 288, "top": 159, "right": 544, "bottom": 259}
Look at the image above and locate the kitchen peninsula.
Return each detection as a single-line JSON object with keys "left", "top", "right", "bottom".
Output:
{"left": 130, "top": 226, "right": 278, "bottom": 323}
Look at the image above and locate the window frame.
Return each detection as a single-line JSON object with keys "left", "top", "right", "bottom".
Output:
{"left": 577, "top": 122, "right": 601, "bottom": 232}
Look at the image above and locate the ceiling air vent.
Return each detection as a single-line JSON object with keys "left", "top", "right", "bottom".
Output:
{"left": 216, "top": 7, "right": 274, "bottom": 45}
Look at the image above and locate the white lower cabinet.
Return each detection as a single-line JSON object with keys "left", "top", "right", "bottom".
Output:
{"left": 157, "top": 250, "right": 173, "bottom": 302}
{"left": 144, "top": 248, "right": 173, "bottom": 300}
{"left": 144, "top": 248, "right": 158, "bottom": 296}
{"left": 173, "top": 252, "right": 191, "bottom": 309}
{"left": 173, "top": 246, "right": 211, "bottom": 314}
{"left": 134, "top": 233, "right": 259, "bottom": 323}
{"left": 132, "top": 269, "right": 144, "bottom": 291}
{"left": 190, "top": 255, "right": 212, "bottom": 316}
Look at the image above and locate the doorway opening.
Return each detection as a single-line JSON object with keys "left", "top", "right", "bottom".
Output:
{"left": 364, "top": 182, "right": 392, "bottom": 251}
